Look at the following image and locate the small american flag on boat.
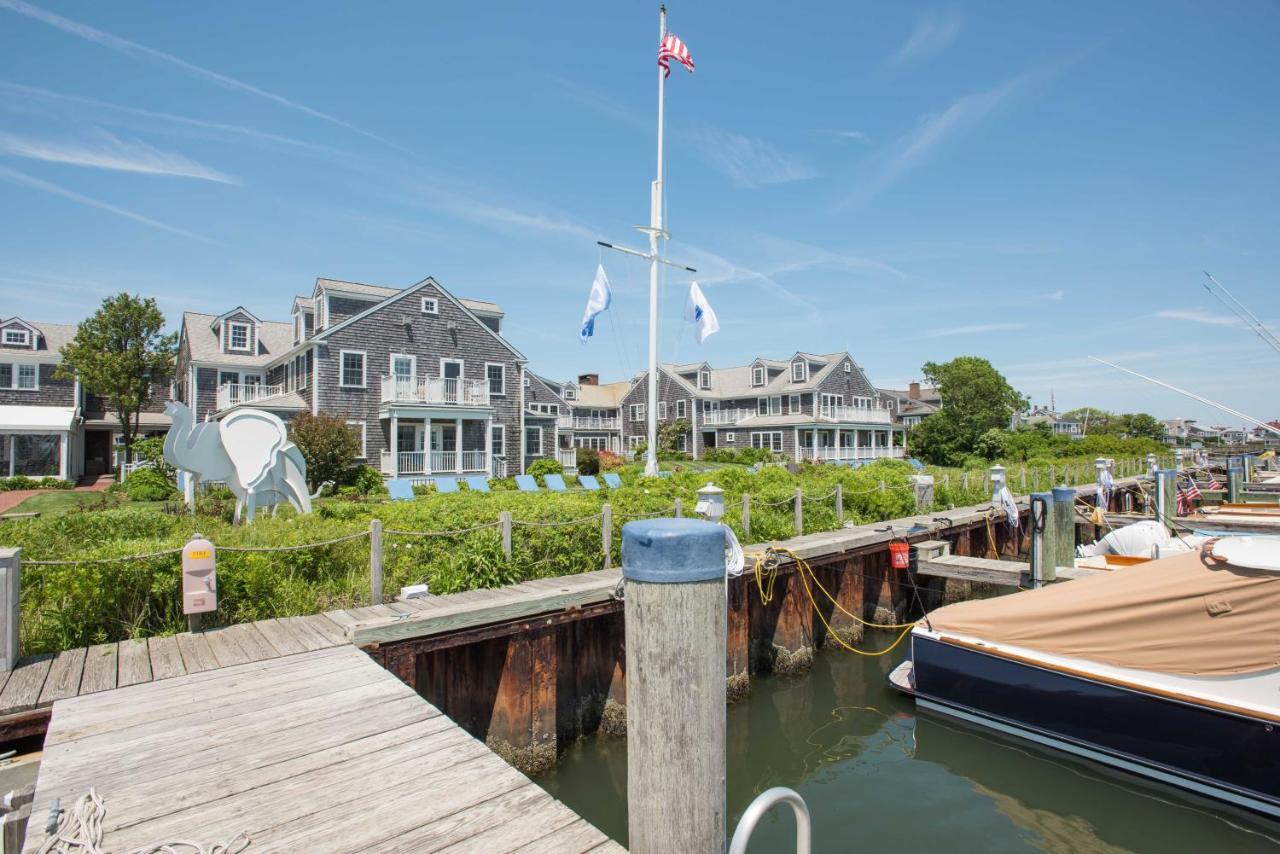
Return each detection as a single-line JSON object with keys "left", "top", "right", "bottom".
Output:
{"left": 1206, "top": 477, "right": 1223, "bottom": 491}
{"left": 1183, "top": 478, "right": 1202, "bottom": 502}
{"left": 658, "top": 32, "right": 695, "bottom": 77}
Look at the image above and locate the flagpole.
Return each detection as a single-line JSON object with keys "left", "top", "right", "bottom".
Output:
{"left": 644, "top": 4, "right": 667, "bottom": 477}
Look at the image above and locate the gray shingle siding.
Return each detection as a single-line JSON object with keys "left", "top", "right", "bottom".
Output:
{"left": 194, "top": 368, "right": 219, "bottom": 419}
{"left": 314, "top": 281, "right": 523, "bottom": 470}
{"left": 620, "top": 371, "right": 694, "bottom": 448}
{"left": 0, "top": 363, "right": 73, "bottom": 406}
{"left": 84, "top": 377, "right": 170, "bottom": 416}
{"left": 325, "top": 296, "right": 375, "bottom": 326}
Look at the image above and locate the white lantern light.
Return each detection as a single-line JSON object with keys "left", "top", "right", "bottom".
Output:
{"left": 694, "top": 482, "right": 725, "bottom": 523}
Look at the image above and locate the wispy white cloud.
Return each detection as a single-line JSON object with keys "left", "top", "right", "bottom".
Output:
{"left": 683, "top": 123, "right": 817, "bottom": 188}
{"left": 398, "top": 177, "right": 600, "bottom": 242}
{"left": 0, "top": 0, "right": 400, "bottom": 150}
{"left": 0, "top": 164, "right": 217, "bottom": 244}
{"left": 1042, "top": 288, "right": 1065, "bottom": 301}
{"left": 675, "top": 241, "right": 824, "bottom": 322}
{"left": 843, "top": 70, "right": 1037, "bottom": 207}
{"left": 887, "top": 10, "right": 964, "bottom": 68}
{"left": 926, "top": 321, "right": 1025, "bottom": 338}
{"left": 812, "top": 129, "right": 870, "bottom": 143}
{"left": 0, "top": 81, "right": 351, "bottom": 159}
{"left": 1154, "top": 308, "right": 1244, "bottom": 328}
{"left": 0, "top": 129, "right": 236, "bottom": 183}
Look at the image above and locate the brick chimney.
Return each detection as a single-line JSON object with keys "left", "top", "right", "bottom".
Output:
{"left": 908, "top": 382, "right": 921, "bottom": 400}
{"left": 578, "top": 373, "right": 599, "bottom": 386}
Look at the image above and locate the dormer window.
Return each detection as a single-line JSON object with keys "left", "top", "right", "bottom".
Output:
{"left": 792, "top": 361, "right": 808, "bottom": 382}
{"left": 698, "top": 369, "right": 711, "bottom": 389}
{"left": 421, "top": 297, "right": 438, "bottom": 314}
{"left": 751, "top": 366, "right": 765, "bottom": 386}
{"left": 564, "top": 386, "right": 576, "bottom": 400}
{"left": 3, "top": 328, "right": 31, "bottom": 347}
{"left": 228, "top": 322, "right": 251, "bottom": 352}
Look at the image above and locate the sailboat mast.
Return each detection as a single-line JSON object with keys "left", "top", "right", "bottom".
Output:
{"left": 644, "top": 5, "right": 667, "bottom": 477}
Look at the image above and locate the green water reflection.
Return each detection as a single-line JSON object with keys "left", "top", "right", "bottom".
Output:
{"left": 538, "top": 633, "right": 1280, "bottom": 852}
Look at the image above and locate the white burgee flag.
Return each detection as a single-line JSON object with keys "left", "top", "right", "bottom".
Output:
{"left": 579, "top": 264, "right": 612, "bottom": 343}
{"left": 683, "top": 281, "right": 719, "bottom": 344}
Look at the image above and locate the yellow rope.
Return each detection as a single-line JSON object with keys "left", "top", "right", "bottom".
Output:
{"left": 746, "top": 546, "right": 916, "bottom": 657}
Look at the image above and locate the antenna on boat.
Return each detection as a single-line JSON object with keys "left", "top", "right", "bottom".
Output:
{"left": 1087, "top": 356, "right": 1280, "bottom": 437}
{"left": 1202, "top": 271, "right": 1280, "bottom": 359}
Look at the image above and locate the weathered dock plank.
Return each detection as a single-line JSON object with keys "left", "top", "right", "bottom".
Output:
{"left": 0, "top": 655, "right": 53, "bottom": 714}
{"left": 116, "top": 638, "right": 152, "bottom": 688}
{"left": 146, "top": 635, "right": 186, "bottom": 681}
{"left": 175, "top": 631, "right": 219, "bottom": 673}
{"left": 78, "top": 643, "right": 118, "bottom": 695}
{"left": 252, "top": 618, "right": 313, "bottom": 656}
{"left": 37, "top": 648, "right": 86, "bottom": 706}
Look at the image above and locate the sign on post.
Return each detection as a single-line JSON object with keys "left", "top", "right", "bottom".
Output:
{"left": 182, "top": 534, "right": 217, "bottom": 617}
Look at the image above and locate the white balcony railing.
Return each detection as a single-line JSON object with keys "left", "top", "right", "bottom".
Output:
{"left": 217, "top": 382, "right": 285, "bottom": 410}
{"left": 380, "top": 449, "right": 491, "bottom": 476}
{"left": 701, "top": 409, "right": 752, "bottom": 426}
{"left": 798, "top": 446, "right": 904, "bottom": 462}
{"left": 817, "top": 405, "right": 894, "bottom": 424}
{"left": 557, "top": 449, "right": 578, "bottom": 468}
{"left": 380, "top": 376, "right": 490, "bottom": 407}
{"left": 557, "top": 415, "right": 621, "bottom": 430}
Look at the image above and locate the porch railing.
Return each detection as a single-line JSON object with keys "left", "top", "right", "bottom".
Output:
{"left": 557, "top": 415, "right": 620, "bottom": 430}
{"left": 216, "top": 382, "right": 285, "bottom": 410}
{"left": 700, "top": 409, "right": 751, "bottom": 426}
{"left": 817, "top": 405, "right": 894, "bottom": 424}
{"left": 557, "top": 448, "right": 578, "bottom": 469}
{"left": 797, "top": 446, "right": 904, "bottom": 462}
{"left": 380, "top": 376, "right": 490, "bottom": 407}
{"left": 379, "top": 449, "right": 491, "bottom": 476}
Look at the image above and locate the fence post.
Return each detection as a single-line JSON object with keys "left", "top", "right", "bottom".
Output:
{"left": 741, "top": 493, "right": 751, "bottom": 541}
{"left": 602, "top": 504, "right": 613, "bottom": 570}
{"left": 500, "top": 510, "right": 513, "bottom": 560}
{"left": 962, "top": 471, "right": 969, "bottom": 491}
{"left": 910, "top": 475, "right": 934, "bottom": 511}
{"left": 1227, "top": 467, "right": 1244, "bottom": 503}
{"left": 622, "top": 519, "right": 727, "bottom": 854}
{"left": 0, "top": 548, "right": 19, "bottom": 672}
{"left": 1154, "top": 469, "right": 1177, "bottom": 534}
{"left": 1051, "top": 487, "right": 1076, "bottom": 573}
{"left": 369, "top": 519, "right": 384, "bottom": 605}
{"left": 1029, "top": 493, "right": 1053, "bottom": 586}
{"left": 794, "top": 488, "right": 803, "bottom": 536}
{"left": 1020, "top": 468, "right": 1027, "bottom": 490}
{"left": 674, "top": 498, "right": 683, "bottom": 518}
{"left": 834, "top": 483, "right": 844, "bottom": 526}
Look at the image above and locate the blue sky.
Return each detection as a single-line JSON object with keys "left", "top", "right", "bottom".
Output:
{"left": 1, "top": 1, "right": 1277, "bottom": 427}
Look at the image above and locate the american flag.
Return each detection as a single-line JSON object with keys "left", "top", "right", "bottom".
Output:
{"left": 658, "top": 32, "right": 695, "bottom": 78}
{"left": 1175, "top": 486, "right": 1190, "bottom": 516}
{"left": 1206, "top": 477, "right": 1223, "bottom": 491}
{"left": 1183, "top": 478, "right": 1202, "bottom": 502}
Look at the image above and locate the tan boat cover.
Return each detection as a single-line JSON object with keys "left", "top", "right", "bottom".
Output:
{"left": 924, "top": 548, "right": 1280, "bottom": 675}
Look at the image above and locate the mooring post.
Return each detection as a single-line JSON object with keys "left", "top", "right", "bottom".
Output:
{"left": 1051, "top": 487, "right": 1075, "bottom": 574}
{"left": 741, "top": 493, "right": 751, "bottom": 540}
{"left": 622, "top": 519, "right": 727, "bottom": 854}
{"left": 1154, "top": 469, "right": 1177, "bottom": 533}
{"left": 793, "top": 488, "right": 803, "bottom": 536}
{"left": 1174, "top": 448, "right": 1185, "bottom": 472}
{"left": 500, "top": 510, "right": 513, "bottom": 560}
{"left": 674, "top": 498, "right": 683, "bottom": 518}
{"left": 1028, "top": 493, "right": 1053, "bottom": 587}
{"left": 369, "top": 519, "right": 384, "bottom": 606}
{"left": 1019, "top": 467, "right": 1027, "bottom": 490}
{"left": 601, "top": 504, "right": 613, "bottom": 570}
{"left": 910, "top": 474, "right": 933, "bottom": 511}
{"left": 0, "top": 548, "right": 20, "bottom": 672}
{"left": 1227, "top": 467, "right": 1244, "bottom": 503}
{"left": 834, "top": 483, "right": 844, "bottom": 526}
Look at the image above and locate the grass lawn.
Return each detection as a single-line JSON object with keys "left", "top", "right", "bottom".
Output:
{"left": 8, "top": 490, "right": 124, "bottom": 516}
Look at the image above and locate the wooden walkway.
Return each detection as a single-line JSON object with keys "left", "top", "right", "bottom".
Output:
{"left": 22, "top": 645, "right": 621, "bottom": 853}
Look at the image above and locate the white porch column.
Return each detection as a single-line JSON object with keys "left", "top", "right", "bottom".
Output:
{"left": 484, "top": 416, "right": 493, "bottom": 475}
{"left": 853, "top": 429, "right": 860, "bottom": 459}
{"left": 691, "top": 400, "right": 699, "bottom": 460}
{"left": 811, "top": 427, "right": 819, "bottom": 461}
{"left": 58, "top": 432, "right": 69, "bottom": 480}
{"left": 389, "top": 413, "right": 399, "bottom": 476}
{"left": 455, "top": 417, "right": 463, "bottom": 473}
{"left": 793, "top": 427, "right": 800, "bottom": 462}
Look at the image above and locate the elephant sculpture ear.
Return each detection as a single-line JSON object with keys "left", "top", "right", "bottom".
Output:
{"left": 219, "top": 409, "right": 288, "bottom": 490}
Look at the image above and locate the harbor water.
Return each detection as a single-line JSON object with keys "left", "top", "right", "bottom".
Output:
{"left": 538, "top": 632, "right": 1280, "bottom": 852}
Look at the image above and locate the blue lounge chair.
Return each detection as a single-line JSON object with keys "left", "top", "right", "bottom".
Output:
{"left": 464, "top": 476, "right": 490, "bottom": 493}
{"left": 602, "top": 472, "right": 623, "bottom": 489}
{"left": 544, "top": 474, "right": 568, "bottom": 492}
{"left": 908, "top": 458, "right": 925, "bottom": 471}
{"left": 434, "top": 476, "right": 459, "bottom": 494}
{"left": 387, "top": 479, "right": 415, "bottom": 501}
{"left": 657, "top": 470, "right": 673, "bottom": 478}
{"left": 747, "top": 463, "right": 761, "bottom": 474}
{"left": 515, "top": 475, "right": 540, "bottom": 492}
{"left": 578, "top": 474, "right": 601, "bottom": 491}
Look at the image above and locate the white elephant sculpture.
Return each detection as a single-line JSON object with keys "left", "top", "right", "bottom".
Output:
{"left": 163, "top": 401, "right": 314, "bottom": 523}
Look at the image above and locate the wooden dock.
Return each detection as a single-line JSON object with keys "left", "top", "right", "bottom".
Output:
{"left": 22, "top": 645, "right": 621, "bottom": 853}
{"left": 912, "top": 539, "right": 1099, "bottom": 586}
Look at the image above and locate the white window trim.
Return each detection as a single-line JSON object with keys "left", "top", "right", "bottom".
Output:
{"left": 628, "top": 435, "right": 645, "bottom": 448}
{"left": 675, "top": 399, "right": 686, "bottom": 418}
{"left": 227, "top": 321, "right": 252, "bottom": 353}
{"left": 788, "top": 394, "right": 801, "bottom": 414}
{"left": 751, "top": 366, "right": 765, "bottom": 386}
{"left": 657, "top": 401, "right": 667, "bottom": 420}
{"left": 770, "top": 396, "right": 781, "bottom": 415}
{"left": 525, "top": 425, "right": 543, "bottom": 457}
{"left": 3, "top": 329, "right": 31, "bottom": 347}
{"left": 629, "top": 403, "right": 647, "bottom": 422}
{"left": 844, "top": 361, "right": 852, "bottom": 373}
{"left": 339, "top": 350, "right": 367, "bottom": 388}
{"left": 390, "top": 353, "right": 417, "bottom": 380}
{"left": 792, "top": 361, "right": 808, "bottom": 382}
{"left": 440, "top": 358, "right": 464, "bottom": 382}
{"left": 3, "top": 362, "right": 39, "bottom": 391}
{"left": 724, "top": 432, "right": 735, "bottom": 444}
{"left": 421, "top": 296, "right": 439, "bottom": 314}
{"left": 491, "top": 424, "right": 506, "bottom": 458}
{"left": 751, "top": 431, "right": 784, "bottom": 452}
{"left": 698, "top": 369, "right": 711, "bottom": 389}
{"left": 346, "top": 420, "right": 367, "bottom": 459}
{"left": 485, "top": 362, "right": 506, "bottom": 396}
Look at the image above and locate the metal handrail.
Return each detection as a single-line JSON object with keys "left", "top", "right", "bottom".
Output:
{"left": 729, "top": 787, "right": 811, "bottom": 854}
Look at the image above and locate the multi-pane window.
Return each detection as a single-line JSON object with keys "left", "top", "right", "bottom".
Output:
{"left": 421, "top": 297, "right": 438, "bottom": 314}
{"left": 675, "top": 399, "right": 686, "bottom": 418}
{"left": 751, "top": 366, "right": 765, "bottom": 386}
{"left": 657, "top": 401, "right": 667, "bottom": 420}
{"left": 228, "top": 322, "right": 250, "bottom": 351}
{"left": 757, "top": 396, "right": 781, "bottom": 416}
{"left": 491, "top": 425, "right": 505, "bottom": 457}
{"left": 525, "top": 426, "right": 542, "bottom": 456}
{"left": 340, "top": 351, "right": 366, "bottom": 387}
{"left": 17, "top": 365, "right": 36, "bottom": 390}
{"left": 575, "top": 437, "right": 610, "bottom": 451}
{"left": 788, "top": 395, "right": 801, "bottom": 414}
{"left": 751, "top": 432, "right": 784, "bottom": 452}
{"left": 218, "top": 371, "right": 239, "bottom": 387}
{"left": 3, "top": 329, "right": 30, "bottom": 346}
{"left": 392, "top": 355, "right": 415, "bottom": 380}
{"left": 724, "top": 433, "right": 736, "bottom": 444}
{"left": 629, "top": 404, "right": 646, "bottom": 422}
{"left": 1, "top": 363, "right": 38, "bottom": 390}
{"left": 486, "top": 364, "right": 505, "bottom": 396}
{"left": 698, "top": 370, "right": 711, "bottom": 389}
{"left": 792, "top": 361, "right": 807, "bottom": 382}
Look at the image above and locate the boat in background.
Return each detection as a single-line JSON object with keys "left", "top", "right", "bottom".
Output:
{"left": 901, "top": 538, "right": 1280, "bottom": 819}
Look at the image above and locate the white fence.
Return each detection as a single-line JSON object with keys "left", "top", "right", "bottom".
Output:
{"left": 557, "top": 415, "right": 620, "bottom": 430}
{"left": 380, "top": 449, "right": 491, "bottom": 476}
{"left": 216, "top": 383, "right": 285, "bottom": 410}
{"left": 380, "top": 376, "right": 489, "bottom": 407}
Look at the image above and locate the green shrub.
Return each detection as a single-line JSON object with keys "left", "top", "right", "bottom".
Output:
{"left": 575, "top": 447, "right": 600, "bottom": 475}
{"left": 348, "top": 465, "right": 387, "bottom": 495}
{"left": 122, "top": 468, "right": 178, "bottom": 502}
{"left": 131, "top": 437, "right": 175, "bottom": 480}
{"left": 290, "top": 412, "right": 360, "bottom": 490}
{"left": 526, "top": 458, "right": 563, "bottom": 480}
{"left": 39, "top": 476, "right": 73, "bottom": 489}
{"left": 0, "top": 476, "right": 39, "bottom": 492}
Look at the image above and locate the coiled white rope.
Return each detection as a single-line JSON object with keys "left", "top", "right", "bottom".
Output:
{"left": 38, "top": 789, "right": 250, "bottom": 854}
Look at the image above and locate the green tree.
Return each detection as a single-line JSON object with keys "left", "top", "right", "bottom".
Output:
{"left": 56, "top": 294, "right": 176, "bottom": 464}
{"left": 289, "top": 413, "right": 360, "bottom": 490}
{"left": 910, "top": 357, "right": 1027, "bottom": 465}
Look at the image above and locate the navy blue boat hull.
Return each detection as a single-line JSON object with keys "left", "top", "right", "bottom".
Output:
{"left": 910, "top": 634, "right": 1280, "bottom": 819}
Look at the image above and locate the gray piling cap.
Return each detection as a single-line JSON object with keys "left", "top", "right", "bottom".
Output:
{"left": 622, "top": 518, "right": 726, "bottom": 583}
{"left": 1051, "top": 486, "right": 1076, "bottom": 502}
{"left": 1030, "top": 491, "right": 1053, "bottom": 502}
{"left": 1155, "top": 469, "right": 1177, "bottom": 476}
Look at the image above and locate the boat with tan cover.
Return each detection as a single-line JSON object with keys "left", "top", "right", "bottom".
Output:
{"left": 899, "top": 537, "right": 1280, "bottom": 818}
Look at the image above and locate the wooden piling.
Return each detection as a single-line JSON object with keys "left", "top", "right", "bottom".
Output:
{"left": 369, "top": 519, "right": 384, "bottom": 605}
{"left": 601, "top": 505, "right": 612, "bottom": 570}
{"left": 741, "top": 493, "right": 751, "bottom": 540}
{"left": 0, "top": 548, "right": 19, "bottom": 672}
{"left": 501, "top": 510, "right": 513, "bottom": 560}
{"left": 794, "top": 488, "right": 803, "bottom": 536}
{"left": 834, "top": 484, "right": 843, "bottom": 526}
